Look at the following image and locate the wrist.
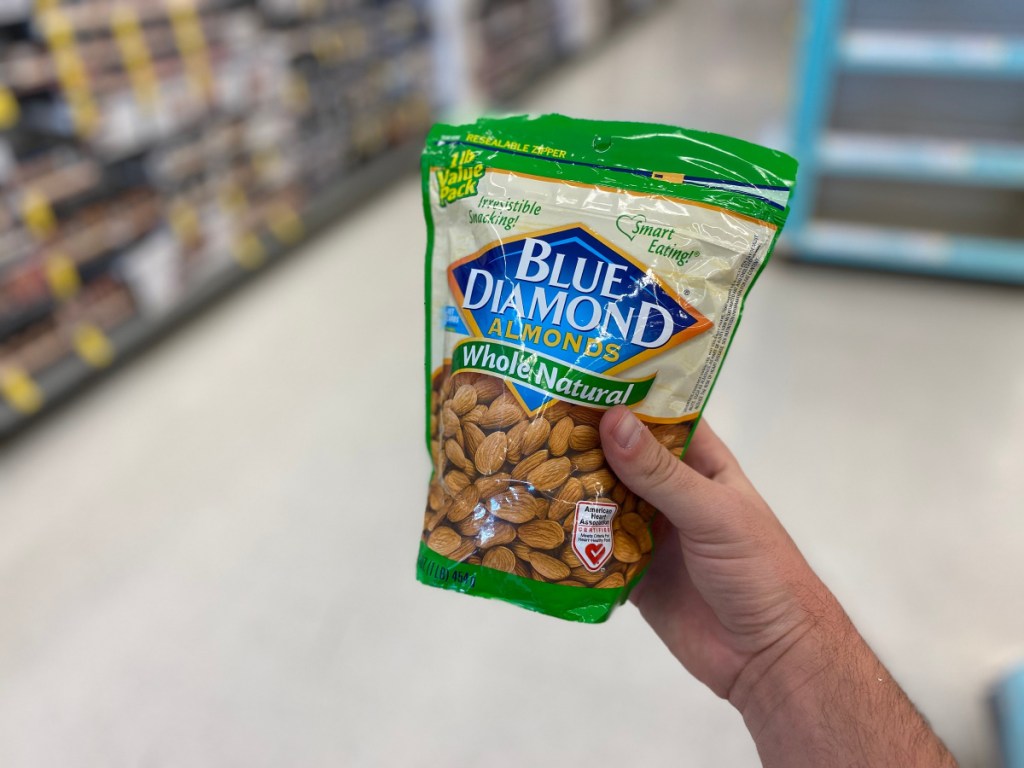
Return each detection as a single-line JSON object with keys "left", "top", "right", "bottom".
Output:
{"left": 729, "top": 587, "right": 958, "bottom": 767}
{"left": 728, "top": 581, "right": 853, "bottom": 737}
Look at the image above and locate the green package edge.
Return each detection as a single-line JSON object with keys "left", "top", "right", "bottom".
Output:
{"left": 419, "top": 114, "right": 798, "bottom": 623}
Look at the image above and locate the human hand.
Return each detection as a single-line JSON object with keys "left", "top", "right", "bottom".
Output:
{"left": 599, "top": 405, "right": 831, "bottom": 702}
{"left": 599, "top": 406, "right": 956, "bottom": 767}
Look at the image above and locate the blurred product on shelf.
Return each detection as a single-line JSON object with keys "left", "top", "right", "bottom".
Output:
{"left": 0, "top": 0, "right": 665, "bottom": 436}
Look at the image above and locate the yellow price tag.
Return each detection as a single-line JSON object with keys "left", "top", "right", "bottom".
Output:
{"left": 168, "top": 0, "right": 214, "bottom": 98}
{"left": 40, "top": 9, "right": 75, "bottom": 49}
{"left": 53, "top": 47, "right": 89, "bottom": 90}
{"left": 287, "top": 74, "right": 311, "bottom": 111}
{"left": 73, "top": 324, "right": 115, "bottom": 368}
{"left": 233, "top": 232, "right": 265, "bottom": 269}
{"left": 169, "top": 200, "right": 200, "bottom": 243}
{"left": 0, "top": 368, "right": 44, "bottom": 415}
{"left": 68, "top": 95, "right": 100, "bottom": 136}
{"left": 252, "top": 149, "right": 277, "bottom": 177}
{"left": 268, "top": 204, "right": 304, "bottom": 245}
{"left": 111, "top": 5, "right": 160, "bottom": 107}
{"left": 45, "top": 253, "right": 81, "bottom": 300}
{"left": 0, "top": 86, "right": 19, "bottom": 129}
{"left": 220, "top": 184, "right": 249, "bottom": 215}
{"left": 22, "top": 189, "right": 57, "bottom": 240}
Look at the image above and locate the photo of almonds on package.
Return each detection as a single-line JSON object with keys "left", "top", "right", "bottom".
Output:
{"left": 417, "top": 114, "right": 797, "bottom": 622}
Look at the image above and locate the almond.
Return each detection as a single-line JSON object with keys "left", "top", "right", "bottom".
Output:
{"left": 480, "top": 395, "right": 524, "bottom": 429}
{"left": 556, "top": 579, "right": 586, "bottom": 587}
{"left": 612, "top": 530, "right": 642, "bottom": 563}
{"left": 521, "top": 417, "right": 551, "bottom": 455}
{"left": 621, "top": 512, "right": 652, "bottom": 553}
{"left": 449, "top": 538, "right": 478, "bottom": 561}
{"left": 528, "top": 551, "right": 570, "bottom": 581}
{"left": 569, "top": 406, "right": 603, "bottom": 428}
{"left": 580, "top": 468, "right": 616, "bottom": 497}
{"left": 625, "top": 562, "right": 643, "bottom": 582}
{"left": 511, "top": 542, "right": 533, "bottom": 560}
{"left": 651, "top": 421, "right": 691, "bottom": 450}
{"left": 443, "top": 470, "right": 471, "bottom": 494}
{"left": 514, "top": 558, "right": 530, "bottom": 578}
{"left": 489, "top": 489, "right": 543, "bottom": 523}
{"left": 451, "top": 384, "right": 478, "bottom": 416}
{"left": 475, "top": 431, "right": 508, "bottom": 475}
{"left": 445, "top": 439, "right": 473, "bottom": 472}
{"left": 511, "top": 449, "right": 549, "bottom": 481}
{"left": 560, "top": 547, "right": 582, "bottom": 568}
{"left": 571, "top": 567, "right": 606, "bottom": 584}
{"left": 505, "top": 420, "right": 529, "bottom": 463}
{"left": 569, "top": 424, "right": 600, "bottom": 451}
{"left": 425, "top": 507, "right": 447, "bottom": 532}
{"left": 474, "top": 472, "right": 511, "bottom": 497}
{"left": 622, "top": 494, "right": 637, "bottom": 516}
{"left": 595, "top": 572, "right": 625, "bottom": 589}
{"left": 462, "top": 421, "right": 485, "bottom": 458}
{"left": 441, "top": 405, "right": 461, "bottom": 437}
{"left": 548, "top": 477, "right": 583, "bottom": 522}
{"left": 447, "top": 484, "right": 481, "bottom": 523}
{"left": 526, "top": 457, "right": 572, "bottom": 493}
{"left": 548, "top": 416, "right": 573, "bottom": 456}
{"left": 473, "top": 376, "right": 506, "bottom": 404}
{"left": 570, "top": 448, "right": 605, "bottom": 472}
{"left": 482, "top": 546, "right": 517, "bottom": 573}
{"left": 518, "top": 519, "right": 565, "bottom": 550}
{"left": 456, "top": 509, "right": 488, "bottom": 536}
{"left": 543, "top": 400, "right": 573, "bottom": 423}
{"left": 462, "top": 404, "right": 488, "bottom": 425}
{"left": 427, "top": 527, "right": 462, "bottom": 557}
{"left": 477, "top": 520, "right": 516, "bottom": 549}
{"left": 611, "top": 483, "right": 627, "bottom": 505}
{"left": 427, "top": 482, "right": 446, "bottom": 512}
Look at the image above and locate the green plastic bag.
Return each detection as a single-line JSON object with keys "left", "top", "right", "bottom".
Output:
{"left": 417, "top": 114, "right": 797, "bottom": 622}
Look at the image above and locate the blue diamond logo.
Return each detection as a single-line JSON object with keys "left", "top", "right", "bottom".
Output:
{"left": 449, "top": 225, "right": 712, "bottom": 412}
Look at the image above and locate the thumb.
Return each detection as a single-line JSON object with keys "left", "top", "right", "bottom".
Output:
{"left": 600, "top": 407, "right": 747, "bottom": 546}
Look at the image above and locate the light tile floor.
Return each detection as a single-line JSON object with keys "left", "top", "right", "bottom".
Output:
{"left": 1, "top": 2, "right": 1022, "bottom": 766}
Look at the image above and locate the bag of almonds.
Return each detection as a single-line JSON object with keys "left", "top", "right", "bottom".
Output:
{"left": 418, "top": 115, "right": 797, "bottom": 622}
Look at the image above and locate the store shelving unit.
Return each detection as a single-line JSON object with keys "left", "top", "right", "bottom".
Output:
{"left": 0, "top": 141, "right": 419, "bottom": 438}
{"left": 1, "top": 0, "right": 667, "bottom": 439}
{"left": 1, "top": 0, "right": 437, "bottom": 438}
{"left": 786, "top": 0, "right": 1024, "bottom": 283}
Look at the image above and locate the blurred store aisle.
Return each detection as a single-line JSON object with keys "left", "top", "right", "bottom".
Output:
{"left": 1, "top": 2, "right": 1022, "bottom": 767}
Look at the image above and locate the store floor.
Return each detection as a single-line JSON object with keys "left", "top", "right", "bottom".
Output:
{"left": 2, "top": 2, "right": 1022, "bottom": 766}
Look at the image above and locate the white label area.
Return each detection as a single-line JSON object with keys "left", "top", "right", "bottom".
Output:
{"left": 572, "top": 500, "right": 618, "bottom": 572}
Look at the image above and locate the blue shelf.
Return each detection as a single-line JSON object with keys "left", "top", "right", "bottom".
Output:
{"left": 818, "top": 133, "right": 1024, "bottom": 188}
{"left": 788, "top": 0, "right": 1024, "bottom": 283}
{"left": 840, "top": 30, "right": 1024, "bottom": 79}
{"left": 789, "top": 221, "right": 1024, "bottom": 283}
{"left": 994, "top": 663, "right": 1024, "bottom": 768}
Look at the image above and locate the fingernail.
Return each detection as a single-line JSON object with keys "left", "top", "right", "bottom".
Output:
{"left": 611, "top": 409, "right": 642, "bottom": 450}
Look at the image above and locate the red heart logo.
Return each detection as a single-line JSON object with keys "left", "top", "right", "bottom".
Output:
{"left": 585, "top": 543, "right": 606, "bottom": 564}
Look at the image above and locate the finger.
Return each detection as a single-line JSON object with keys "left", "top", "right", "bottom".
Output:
{"left": 681, "top": 419, "right": 735, "bottom": 478}
{"left": 601, "top": 406, "right": 738, "bottom": 542}
{"left": 683, "top": 419, "right": 757, "bottom": 495}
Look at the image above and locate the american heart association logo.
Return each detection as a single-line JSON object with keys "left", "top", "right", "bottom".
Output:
{"left": 584, "top": 543, "right": 607, "bottom": 567}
